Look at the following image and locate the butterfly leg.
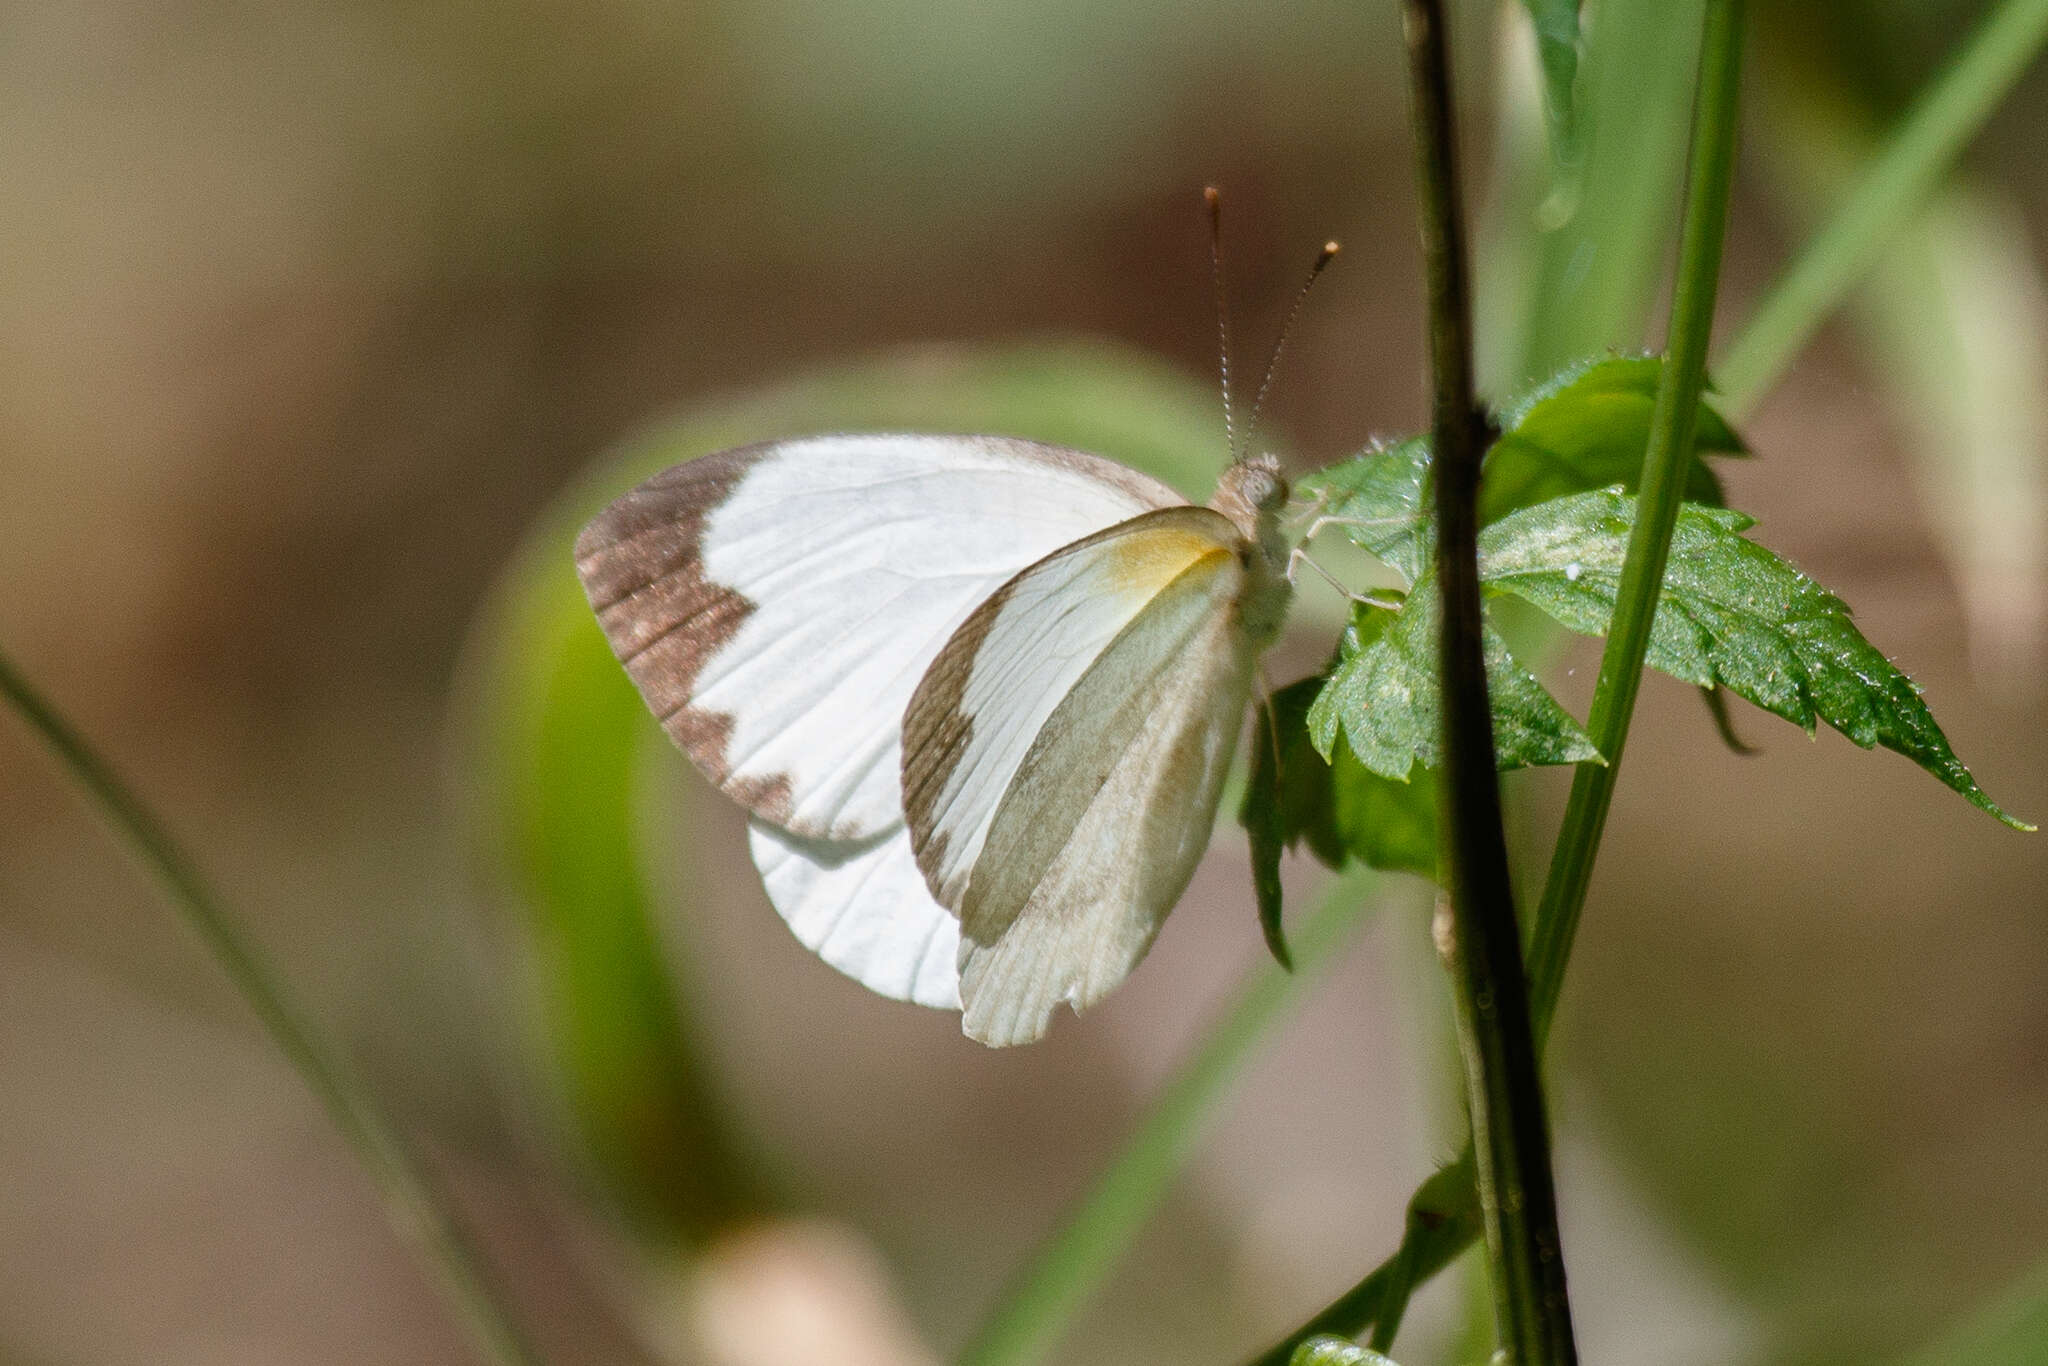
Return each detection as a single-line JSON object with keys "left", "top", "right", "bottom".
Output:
{"left": 1285, "top": 544, "right": 1405, "bottom": 610}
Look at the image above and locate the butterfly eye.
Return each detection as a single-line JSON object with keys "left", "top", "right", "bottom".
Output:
{"left": 1251, "top": 469, "right": 1289, "bottom": 512}
{"left": 1237, "top": 455, "right": 1288, "bottom": 512}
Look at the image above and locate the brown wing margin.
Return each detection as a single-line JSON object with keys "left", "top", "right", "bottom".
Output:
{"left": 900, "top": 505, "right": 1244, "bottom": 912}
{"left": 572, "top": 444, "right": 793, "bottom": 820}
{"left": 577, "top": 433, "right": 1194, "bottom": 832}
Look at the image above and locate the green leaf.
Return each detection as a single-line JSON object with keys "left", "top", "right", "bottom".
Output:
{"left": 468, "top": 492, "right": 753, "bottom": 1243}
{"left": 1699, "top": 681, "right": 1760, "bottom": 756}
{"left": 1522, "top": 0, "right": 1583, "bottom": 162}
{"left": 1330, "top": 742, "right": 1438, "bottom": 882}
{"left": 1481, "top": 353, "right": 1746, "bottom": 523}
{"left": 1480, "top": 490, "right": 2033, "bottom": 829}
{"left": 1300, "top": 357, "right": 1743, "bottom": 585}
{"left": 1291, "top": 1337, "right": 1399, "bottom": 1366}
{"left": 1243, "top": 675, "right": 1441, "bottom": 900}
{"left": 1240, "top": 719, "right": 1291, "bottom": 968}
{"left": 1242, "top": 678, "right": 1345, "bottom": 968}
{"left": 1299, "top": 436, "right": 1432, "bottom": 583}
{"left": 1306, "top": 595, "right": 1601, "bottom": 781}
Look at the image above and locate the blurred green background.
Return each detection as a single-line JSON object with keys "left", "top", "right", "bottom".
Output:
{"left": 3, "top": 2, "right": 2046, "bottom": 1364}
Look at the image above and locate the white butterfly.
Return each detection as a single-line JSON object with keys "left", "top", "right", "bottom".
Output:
{"left": 575, "top": 433, "right": 1293, "bottom": 1045}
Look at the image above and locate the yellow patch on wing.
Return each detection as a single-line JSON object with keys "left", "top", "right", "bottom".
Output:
{"left": 1100, "top": 522, "right": 1235, "bottom": 601}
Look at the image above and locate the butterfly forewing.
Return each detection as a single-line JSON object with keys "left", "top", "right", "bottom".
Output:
{"left": 901, "top": 507, "right": 1262, "bottom": 1045}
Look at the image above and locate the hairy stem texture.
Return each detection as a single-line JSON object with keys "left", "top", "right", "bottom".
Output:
{"left": 1405, "top": 0, "right": 1577, "bottom": 1361}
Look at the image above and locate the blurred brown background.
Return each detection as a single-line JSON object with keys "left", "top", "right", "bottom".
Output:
{"left": 3, "top": 2, "right": 2046, "bottom": 1364}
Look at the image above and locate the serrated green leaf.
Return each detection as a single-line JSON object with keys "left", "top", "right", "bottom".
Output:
{"left": 1299, "top": 437, "right": 1433, "bottom": 583}
{"left": 1306, "top": 595, "right": 1601, "bottom": 781}
{"left": 1480, "top": 490, "right": 2033, "bottom": 830}
{"left": 1291, "top": 1336, "right": 1399, "bottom": 1366}
{"left": 1301, "top": 357, "right": 1743, "bottom": 585}
{"left": 1259, "top": 680, "right": 1348, "bottom": 871}
{"left": 1522, "top": 0, "right": 1582, "bottom": 163}
{"left": 1481, "top": 354, "right": 1746, "bottom": 523}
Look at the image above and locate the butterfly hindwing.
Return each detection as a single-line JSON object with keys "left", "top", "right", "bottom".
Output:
{"left": 902, "top": 507, "right": 1261, "bottom": 1045}
{"left": 745, "top": 822, "right": 961, "bottom": 1008}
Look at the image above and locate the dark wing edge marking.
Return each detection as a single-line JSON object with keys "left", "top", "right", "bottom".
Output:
{"left": 957, "top": 542, "right": 1239, "bottom": 946}
{"left": 957, "top": 565, "right": 1253, "bottom": 1045}
{"left": 573, "top": 444, "right": 794, "bottom": 824}
{"left": 899, "top": 505, "right": 1243, "bottom": 915}
{"left": 900, "top": 578, "right": 1006, "bottom": 896}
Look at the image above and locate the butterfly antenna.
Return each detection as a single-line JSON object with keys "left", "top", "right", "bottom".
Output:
{"left": 1205, "top": 185, "right": 1238, "bottom": 464}
{"left": 1243, "top": 239, "right": 1341, "bottom": 455}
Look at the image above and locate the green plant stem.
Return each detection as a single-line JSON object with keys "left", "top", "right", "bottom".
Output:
{"left": 1405, "top": 0, "right": 1576, "bottom": 1361}
{"left": 1243, "top": 1153, "right": 1478, "bottom": 1366}
{"left": 1525, "top": 0, "right": 1747, "bottom": 1042}
{"left": 1715, "top": 0, "right": 2048, "bottom": 413}
{"left": 1247, "top": 5, "right": 1747, "bottom": 1361}
{"left": 0, "top": 646, "right": 542, "bottom": 1366}
{"left": 957, "top": 871, "right": 1377, "bottom": 1366}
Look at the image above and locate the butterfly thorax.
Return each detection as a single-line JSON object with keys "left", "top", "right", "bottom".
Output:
{"left": 1210, "top": 454, "right": 1293, "bottom": 650}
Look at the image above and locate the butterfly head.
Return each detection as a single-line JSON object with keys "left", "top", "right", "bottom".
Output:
{"left": 1211, "top": 452, "right": 1287, "bottom": 537}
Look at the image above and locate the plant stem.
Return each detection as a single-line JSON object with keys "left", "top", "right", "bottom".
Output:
{"left": 1714, "top": 0, "right": 2048, "bottom": 414}
{"left": 1525, "top": 0, "right": 1746, "bottom": 1045}
{"left": 1404, "top": 1, "right": 1576, "bottom": 1362}
{"left": 1247, "top": 5, "right": 1749, "bottom": 1360}
{"left": 1242, "top": 1153, "right": 1477, "bottom": 1366}
{"left": 961, "top": 5, "right": 2042, "bottom": 1359}
{"left": 957, "top": 872, "right": 1377, "bottom": 1366}
{"left": 0, "top": 646, "right": 542, "bottom": 1366}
